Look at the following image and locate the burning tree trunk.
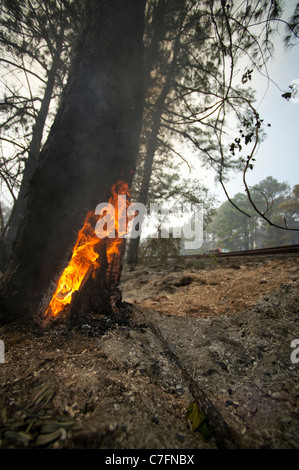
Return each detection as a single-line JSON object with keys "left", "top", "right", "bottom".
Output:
{"left": 43, "top": 181, "right": 131, "bottom": 322}
{"left": 0, "top": 0, "right": 145, "bottom": 324}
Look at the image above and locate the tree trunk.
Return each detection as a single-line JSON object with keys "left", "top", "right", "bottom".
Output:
{"left": 0, "top": 0, "right": 145, "bottom": 324}
{"left": 126, "top": 31, "right": 181, "bottom": 268}
{"left": 5, "top": 30, "right": 64, "bottom": 255}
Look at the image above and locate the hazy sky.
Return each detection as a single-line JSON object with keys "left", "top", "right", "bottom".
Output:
{"left": 221, "top": 37, "right": 299, "bottom": 200}
{"left": 191, "top": 1, "right": 299, "bottom": 204}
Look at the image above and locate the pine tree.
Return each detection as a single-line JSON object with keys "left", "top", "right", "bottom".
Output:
{"left": 0, "top": 0, "right": 146, "bottom": 324}
{"left": 0, "top": 1, "right": 82, "bottom": 249}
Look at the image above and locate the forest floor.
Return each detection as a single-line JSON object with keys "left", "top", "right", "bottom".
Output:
{"left": 0, "top": 253, "right": 299, "bottom": 449}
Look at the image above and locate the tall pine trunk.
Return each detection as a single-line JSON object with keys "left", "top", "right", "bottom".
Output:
{"left": 0, "top": 0, "right": 145, "bottom": 324}
{"left": 126, "top": 30, "right": 181, "bottom": 268}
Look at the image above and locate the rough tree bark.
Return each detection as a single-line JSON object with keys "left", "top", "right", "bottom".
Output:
{"left": 0, "top": 0, "right": 146, "bottom": 324}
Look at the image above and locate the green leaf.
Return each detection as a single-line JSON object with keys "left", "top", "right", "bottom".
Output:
{"left": 186, "top": 402, "right": 205, "bottom": 431}
{"left": 186, "top": 402, "right": 213, "bottom": 439}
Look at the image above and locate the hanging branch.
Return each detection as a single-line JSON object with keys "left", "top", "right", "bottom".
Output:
{"left": 211, "top": 2, "right": 299, "bottom": 231}
{"left": 242, "top": 126, "right": 299, "bottom": 231}
{"left": 157, "top": 137, "right": 191, "bottom": 172}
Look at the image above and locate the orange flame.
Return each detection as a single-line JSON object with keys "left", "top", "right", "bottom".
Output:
{"left": 45, "top": 181, "right": 130, "bottom": 317}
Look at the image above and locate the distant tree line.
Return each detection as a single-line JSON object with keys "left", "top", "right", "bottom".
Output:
{"left": 206, "top": 177, "right": 299, "bottom": 251}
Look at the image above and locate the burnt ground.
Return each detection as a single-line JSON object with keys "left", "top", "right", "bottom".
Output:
{"left": 0, "top": 253, "right": 299, "bottom": 449}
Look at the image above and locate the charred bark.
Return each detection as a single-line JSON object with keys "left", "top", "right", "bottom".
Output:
{"left": 65, "top": 243, "right": 110, "bottom": 328}
{"left": 106, "top": 238, "right": 127, "bottom": 314}
{"left": 0, "top": 0, "right": 145, "bottom": 324}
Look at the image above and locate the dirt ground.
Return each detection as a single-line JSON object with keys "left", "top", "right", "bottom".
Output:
{"left": 0, "top": 253, "right": 298, "bottom": 449}
{"left": 122, "top": 254, "right": 299, "bottom": 317}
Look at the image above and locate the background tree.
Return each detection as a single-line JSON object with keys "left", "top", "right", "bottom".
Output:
{"left": 127, "top": 0, "right": 299, "bottom": 268}
{"left": 278, "top": 184, "right": 299, "bottom": 227}
{"left": 207, "top": 192, "right": 257, "bottom": 251}
{"left": 207, "top": 177, "right": 299, "bottom": 251}
{"left": 139, "top": 232, "right": 182, "bottom": 264}
{"left": 133, "top": 174, "right": 216, "bottom": 262}
{"left": 0, "top": 0, "right": 82, "bottom": 255}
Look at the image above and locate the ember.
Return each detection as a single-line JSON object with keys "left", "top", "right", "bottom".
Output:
{"left": 45, "top": 181, "right": 130, "bottom": 317}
